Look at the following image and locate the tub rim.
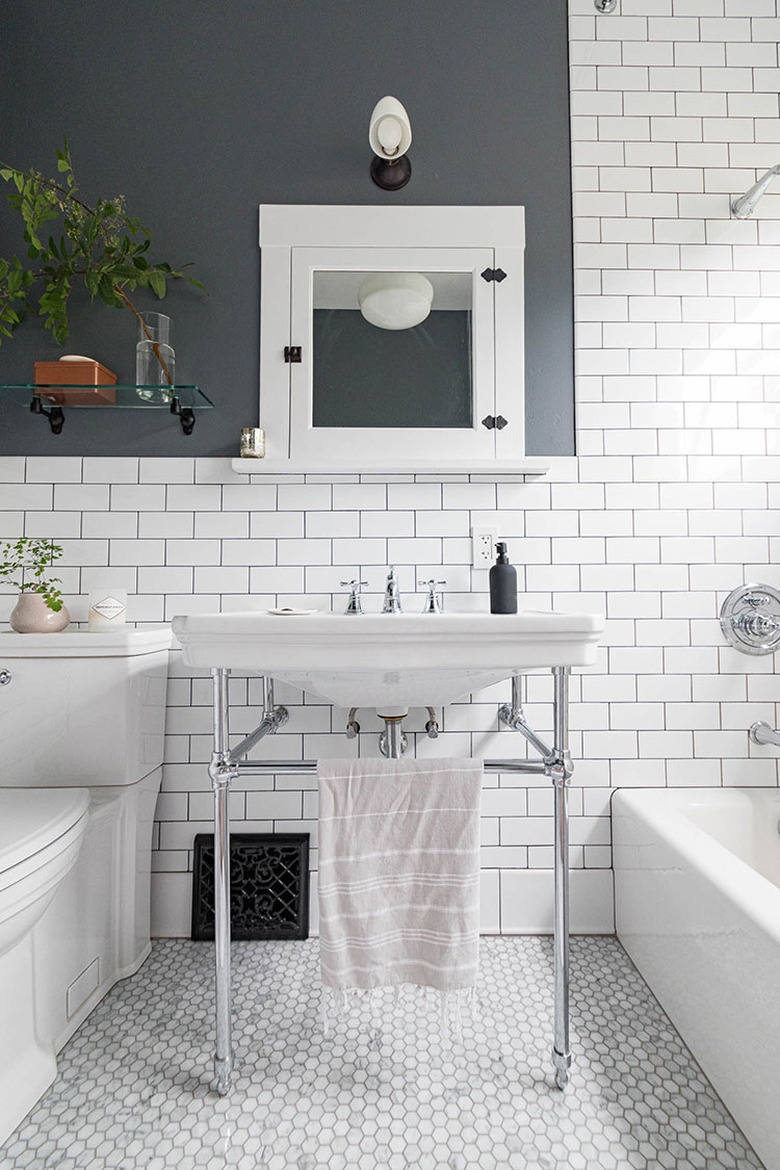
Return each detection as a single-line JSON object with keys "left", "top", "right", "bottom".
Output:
{"left": 612, "top": 786, "right": 780, "bottom": 942}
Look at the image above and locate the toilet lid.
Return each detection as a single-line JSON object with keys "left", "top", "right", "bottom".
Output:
{"left": 0, "top": 789, "right": 90, "bottom": 874}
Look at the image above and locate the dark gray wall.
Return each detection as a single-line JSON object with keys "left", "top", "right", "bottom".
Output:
{"left": 0, "top": 0, "right": 573, "bottom": 457}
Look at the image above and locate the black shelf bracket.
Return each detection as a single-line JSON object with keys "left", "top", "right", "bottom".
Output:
{"left": 29, "top": 395, "right": 64, "bottom": 434}
{"left": 170, "top": 396, "right": 196, "bottom": 435}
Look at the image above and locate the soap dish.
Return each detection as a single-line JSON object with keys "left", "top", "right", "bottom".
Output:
{"left": 267, "top": 607, "right": 318, "bottom": 616}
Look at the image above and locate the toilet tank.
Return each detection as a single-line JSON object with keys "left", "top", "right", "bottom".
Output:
{"left": 0, "top": 629, "right": 171, "bottom": 787}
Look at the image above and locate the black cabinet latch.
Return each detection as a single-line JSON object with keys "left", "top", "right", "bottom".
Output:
{"left": 481, "top": 414, "right": 508, "bottom": 430}
{"left": 284, "top": 345, "right": 302, "bottom": 363}
{"left": 481, "top": 268, "right": 507, "bottom": 283}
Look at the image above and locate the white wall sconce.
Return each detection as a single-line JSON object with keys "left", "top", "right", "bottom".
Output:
{"left": 369, "top": 96, "right": 412, "bottom": 190}
{"left": 731, "top": 165, "right": 780, "bottom": 218}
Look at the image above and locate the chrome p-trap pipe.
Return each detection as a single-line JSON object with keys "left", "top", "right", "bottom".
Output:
{"left": 207, "top": 668, "right": 573, "bottom": 1096}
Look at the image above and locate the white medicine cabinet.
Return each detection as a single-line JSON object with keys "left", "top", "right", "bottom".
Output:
{"left": 233, "top": 204, "right": 549, "bottom": 476}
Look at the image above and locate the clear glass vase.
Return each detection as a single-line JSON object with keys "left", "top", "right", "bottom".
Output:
{"left": 135, "top": 311, "right": 175, "bottom": 403}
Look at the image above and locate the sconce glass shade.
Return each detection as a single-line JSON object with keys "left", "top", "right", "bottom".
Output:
{"left": 358, "top": 272, "right": 434, "bottom": 330}
{"left": 369, "top": 96, "right": 412, "bottom": 159}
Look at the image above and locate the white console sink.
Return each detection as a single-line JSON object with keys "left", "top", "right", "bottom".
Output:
{"left": 172, "top": 610, "right": 603, "bottom": 708}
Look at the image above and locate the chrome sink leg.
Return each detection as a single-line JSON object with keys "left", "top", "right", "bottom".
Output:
{"left": 206, "top": 670, "right": 289, "bottom": 1095}
{"left": 551, "top": 666, "right": 573, "bottom": 1090}
{"left": 208, "top": 667, "right": 238, "bottom": 1096}
{"left": 497, "top": 667, "right": 574, "bottom": 1087}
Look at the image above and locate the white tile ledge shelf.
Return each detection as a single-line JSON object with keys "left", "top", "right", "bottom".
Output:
{"left": 230, "top": 457, "right": 551, "bottom": 477}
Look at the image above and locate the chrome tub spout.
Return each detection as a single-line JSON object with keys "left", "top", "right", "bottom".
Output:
{"left": 750, "top": 721, "right": 780, "bottom": 747}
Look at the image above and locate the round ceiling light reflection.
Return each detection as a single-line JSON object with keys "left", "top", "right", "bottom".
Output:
{"left": 358, "top": 272, "right": 434, "bottom": 330}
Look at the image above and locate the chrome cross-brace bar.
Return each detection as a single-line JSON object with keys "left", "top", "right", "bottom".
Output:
{"left": 207, "top": 665, "right": 573, "bottom": 1095}
{"left": 207, "top": 671, "right": 289, "bottom": 1094}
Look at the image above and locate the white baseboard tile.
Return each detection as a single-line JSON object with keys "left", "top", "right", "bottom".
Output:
{"left": 151, "top": 867, "right": 614, "bottom": 939}
{"left": 151, "top": 873, "right": 192, "bottom": 938}
{"left": 499, "top": 869, "right": 614, "bottom": 935}
{"left": 480, "top": 869, "right": 500, "bottom": 933}
{"left": 308, "top": 870, "right": 319, "bottom": 936}
{"left": 151, "top": 868, "right": 322, "bottom": 939}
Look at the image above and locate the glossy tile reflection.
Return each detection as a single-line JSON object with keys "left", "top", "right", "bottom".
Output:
{"left": 0, "top": 937, "right": 763, "bottom": 1170}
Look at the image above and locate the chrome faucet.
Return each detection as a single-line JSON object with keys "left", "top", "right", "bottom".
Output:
{"left": 382, "top": 566, "right": 403, "bottom": 613}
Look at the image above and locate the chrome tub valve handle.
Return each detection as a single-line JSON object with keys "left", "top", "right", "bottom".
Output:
{"left": 720, "top": 583, "right": 780, "bottom": 656}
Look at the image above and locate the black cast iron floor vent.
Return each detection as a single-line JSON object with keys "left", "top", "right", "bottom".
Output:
{"left": 191, "top": 832, "right": 310, "bottom": 941}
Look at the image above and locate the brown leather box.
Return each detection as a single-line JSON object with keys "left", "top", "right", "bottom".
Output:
{"left": 34, "top": 358, "right": 117, "bottom": 405}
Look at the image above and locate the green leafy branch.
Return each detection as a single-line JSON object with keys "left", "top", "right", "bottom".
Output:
{"left": 0, "top": 140, "right": 205, "bottom": 382}
{"left": 0, "top": 537, "right": 64, "bottom": 611}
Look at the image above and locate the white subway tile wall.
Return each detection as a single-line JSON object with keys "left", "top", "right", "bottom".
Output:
{"left": 2, "top": 0, "right": 780, "bottom": 935}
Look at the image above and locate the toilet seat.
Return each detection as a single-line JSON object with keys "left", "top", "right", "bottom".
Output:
{"left": 0, "top": 789, "right": 90, "bottom": 884}
{"left": 0, "top": 788, "right": 90, "bottom": 962}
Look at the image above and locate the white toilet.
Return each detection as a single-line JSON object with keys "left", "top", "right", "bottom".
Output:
{"left": 0, "top": 628, "right": 170, "bottom": 1143}
{"left": 0, "top": 788, "right": 90, "bottom": 1139}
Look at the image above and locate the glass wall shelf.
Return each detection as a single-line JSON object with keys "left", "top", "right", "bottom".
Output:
{"left": 0, "top": 383, "right": 213, "bottom": 434}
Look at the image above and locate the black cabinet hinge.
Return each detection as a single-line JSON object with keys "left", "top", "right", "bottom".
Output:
{"left": 284, "top": 345, "right": 302, "bottom": 363}
{"left": 481, "top": 414, "right": 508, "bottom": 431}
{"left": 481, "top": 268, "right": 507, "bottom": 283}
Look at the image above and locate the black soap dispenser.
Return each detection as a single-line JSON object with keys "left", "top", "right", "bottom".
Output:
{"left": 489, "top": 542, "right": 518, "bottom": 614}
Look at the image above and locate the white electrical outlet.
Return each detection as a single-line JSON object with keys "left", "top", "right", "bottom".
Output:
{"left": 471, "top": 525, "right": 498, "bottom": 568}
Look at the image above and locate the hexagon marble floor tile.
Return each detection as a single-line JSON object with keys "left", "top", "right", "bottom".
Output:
{"left": 0, "top": 937, "right": 763, "bottom": 1170}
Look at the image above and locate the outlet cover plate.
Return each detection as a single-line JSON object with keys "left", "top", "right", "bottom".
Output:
{"left": 472, "top": 525, "right": 498, "bottom": 568}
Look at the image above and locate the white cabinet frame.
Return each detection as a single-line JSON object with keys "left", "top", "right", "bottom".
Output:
{"left": 247, "top": 205, "right": 542, "bottom": 476}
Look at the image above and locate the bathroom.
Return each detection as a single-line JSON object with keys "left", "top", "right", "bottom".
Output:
{"left": 1, "top": 0, "right": 779, "bottom": 1166}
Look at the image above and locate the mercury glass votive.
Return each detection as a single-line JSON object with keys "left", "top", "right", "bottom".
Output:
{"left": 240, "top": 427, "right": 266, "bottom": 458}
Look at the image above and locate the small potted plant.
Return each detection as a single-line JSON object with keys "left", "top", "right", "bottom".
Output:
{"left": 0, "top": 537, "right": 69, "bottom": 632}
{"left": 0, "top": 141, "right": 204, "bottom": 387}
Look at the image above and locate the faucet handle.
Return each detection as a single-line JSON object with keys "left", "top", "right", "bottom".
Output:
{"left": 418, "top": 578, "right": 447, "bottom": 614}
{"left": 340, "top": 578, "right": 368, "bottom": 615}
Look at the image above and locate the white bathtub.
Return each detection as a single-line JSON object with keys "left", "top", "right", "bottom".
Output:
{"left": 613, "top": 787, "right": 780, "bottom": 1170}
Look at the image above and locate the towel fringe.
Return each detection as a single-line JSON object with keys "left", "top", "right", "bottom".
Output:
{"left": 321, "top": 982, "right": 477, "bottom": 1042}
